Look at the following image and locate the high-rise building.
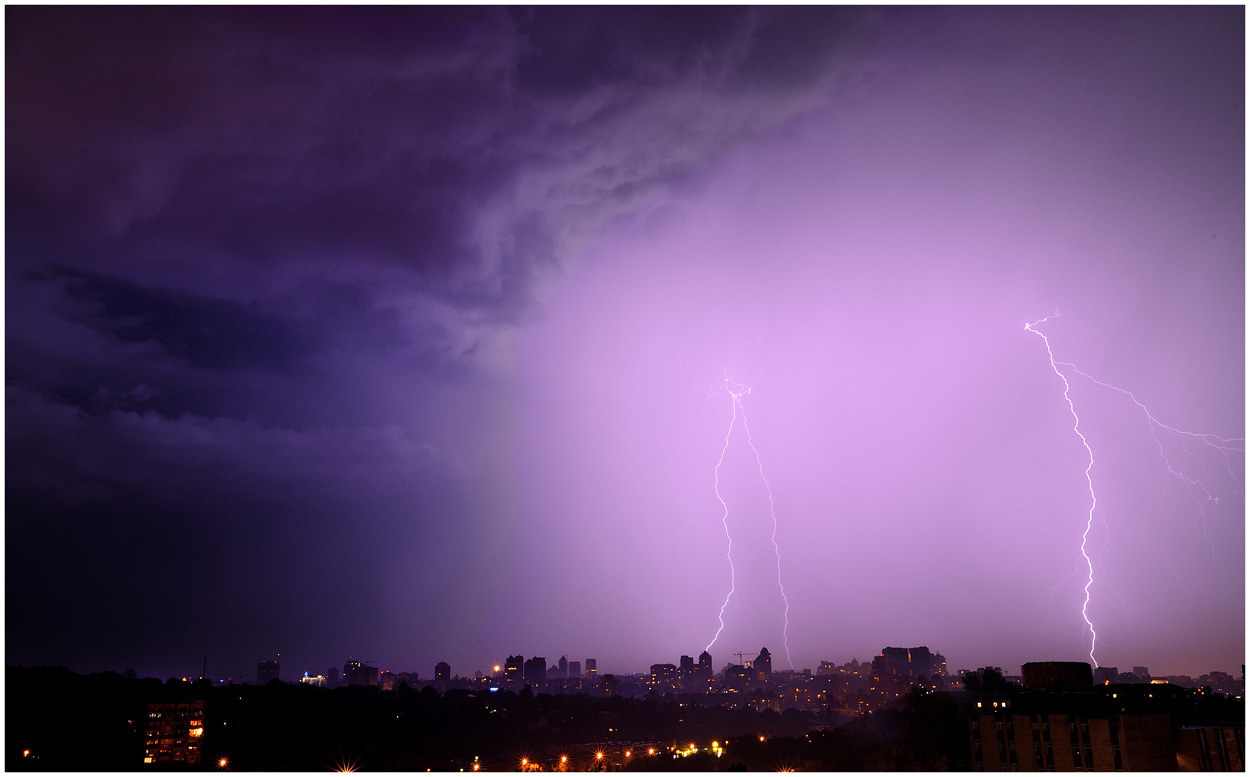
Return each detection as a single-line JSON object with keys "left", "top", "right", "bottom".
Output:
{"left": 585, "top": 658, "right": 597, "bottom": 677}
{"left": 698, "top": 651, "right": 712, "bottom": 677}
{"left": 559, "top": 655, "right": 568, "bottom": 678}
{"left": 754, "top": 647, "right": 772, "bottom": 681}
{"left": 724, "top": 664, "right": 749, "bottom": 690}
{"left": 343, "top": 660, "right": 378, "bottom": 687}
{"left": 524, "top": 656, "right": 546, "bottom": 687}
{"left": 679, "top": 655, "right": 695, "bottom": 674}
{"left": 568, "top": 660, "right": 581, "bottom": 678}
{"left": 143, "top": 701, "right": 205, "bottom": 765}
{"left": 435, "top": 661, "right": 451, "bottom": 683}
{"left": 328, "top": 667, "right": 341, "bottom": 688}
{"left": 257, "top": 659, "right": 280, "bottom": 685}
{"left": 1022, "top": 662, "right": 1093, "bottom": 690}
{"left": 649, "top": 663, "right": 677, "bottom": 689}
{"left": 877, "top": 646, "right": 934, "bottom": 677}
{"left": 504, "top": 655, "right": 523, "bottom": 688}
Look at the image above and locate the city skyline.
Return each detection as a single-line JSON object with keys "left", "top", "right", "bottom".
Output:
{"left": 6, "top": 7, "right": 1243, "bottom": 685}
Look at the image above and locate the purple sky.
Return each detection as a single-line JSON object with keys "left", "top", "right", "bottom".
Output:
{"left": 7, "top": 7, "right": 1243, "bottom": 682}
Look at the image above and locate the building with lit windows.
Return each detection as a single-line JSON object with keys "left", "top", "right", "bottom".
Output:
{"left": 524, "top": 656, "right": 546, "bottom": 687}
{"left": 143, "top": 700, "right": 204, "bottom": 765}
{"left": 754, "top": 647, "right": 772, "bottom": 681}
{"left": 874, "top": 646, "right": 933, "bottom": 678}
{"left": 649, "top": 663, "right": 677, "bottom": 690}
{"left": 585, "top": 658, "right": 597, "bottom": 677}
{"left": 568, "top": 660, "right": 581, "bottom": 678}
{"left": 504, "top": 655, "right": 523, "bottom": 688}
{"left": 343, "top": 659, "right": 378, "bottom": 686}
{"left": 435, "top": 661, "right": 451, "bottom": 683}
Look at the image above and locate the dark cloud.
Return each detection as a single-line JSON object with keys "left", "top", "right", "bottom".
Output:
{"left": 6, "top": 6, "right": 1240, "bottom": 681}
{"left": 7, "top": 6, "right": 874, "bottom": 326}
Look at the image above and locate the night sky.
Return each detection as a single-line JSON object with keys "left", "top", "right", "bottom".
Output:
{"left": 6, "top": 7, "right": 1244, "bottom": 683}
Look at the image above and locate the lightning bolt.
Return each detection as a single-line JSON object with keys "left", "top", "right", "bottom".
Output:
{"left": 1026, "top": 315, "right": 1100, "bottom": 667}
{"left": 705, "top": 371, "right": 793, "bottom": 668}
{"left": 706, "top": 389, "right": 739, "bottom": 654}
{"left": 738, "top": 392, "right": 793, "bottom": 669}
{"left": 1059, "top": 365, "right": 1244, "bottom": 572}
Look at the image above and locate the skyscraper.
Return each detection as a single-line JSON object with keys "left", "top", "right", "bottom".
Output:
{"left": 568, "top": 660, "right": 581, "bottom": 678}
{"left": 504, "top": 655, "right": 523, "bottom": 689}
{"left": 523, "top": 656, "right": 546, "bottom": 687}
{"left": 754, "top": 647, "right": 772, "bottom": 681}
{"left": 698, "top": 651, "right": 712, "bottom": 677}
{"left": 585, "top": 658, "right": 597, "bottom": 677}
{"left": 559, "top": 655, "right": 568, "bottom": 678}
{"left": 256, "top": 659, "right": 280, "bottom": 685}
{"left": 343, "top": 659, "right": 378, "bottom": 686}
{"left": 435, "top": 661, "right": 450, "bottom": 683}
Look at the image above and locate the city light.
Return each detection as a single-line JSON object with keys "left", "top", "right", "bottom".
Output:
{"left": 218, "top": 757, "right": 228, "bottom": 768}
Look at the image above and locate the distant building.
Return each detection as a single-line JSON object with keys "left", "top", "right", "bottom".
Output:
{"left": 1132, "top": 666, "right": 1150, "bottom": 681}
{"left": 680, "top": 655, "right": 695, "bottom": 674}
{"left": 876, "top": 646, "right": 933, "bottom": 678}
{"left": 299, "top": 673, "right": 327, "bottom": 687}
{"left": 327, "top": 667, "right": 340, "bottom": 688}
{"left": 504, "top": 655, "right": 524, "bottom": 688}
{"left": 343, "top": 660, "right": 378, "bottom": 687}
{"left": 754, "top": 647, "right": 772, "bottom": 681}
{"left": 256, "top": 660, "right": 280, "bottom": 685}
{"left": 1021, "top": 662, "right": 1093, "bottom": 691}
{"left": 558, "top": 655, "right": 568, "bottom": 678}
{"left": 818, "top": 661, "right": 836, "bottom": 675}
{"left": 585, "top": 658, "right": 597, "bottom": 677}
{"left": 144, "top": 700, "right": 204, "bottom": 765}
{"left": 698, "top": 651, "right": 712, "bottom": 677}
{"left": 1093, "top": 666, "right": 1119, "bottom": 685}
{"left": 724, "top": 664, "right": 749, "bottom": 690}
{"left": 649, "top": 663, "right": 677, "bottom": 689}
{"left": 568, "top": 660, "right": 581, "bottom": 678}
{"left": 435, "top": 662, "right": 451, "bottom": 683}
{"left": 524, "top": 656, "right": 546, "bottom": 687}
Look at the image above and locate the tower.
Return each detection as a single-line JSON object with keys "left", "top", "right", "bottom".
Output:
{"left": 754, "top": 647, "right": 772, "bottom": 681}
{"left": 256, "top": 659, "right": 280, "bottom": 685}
